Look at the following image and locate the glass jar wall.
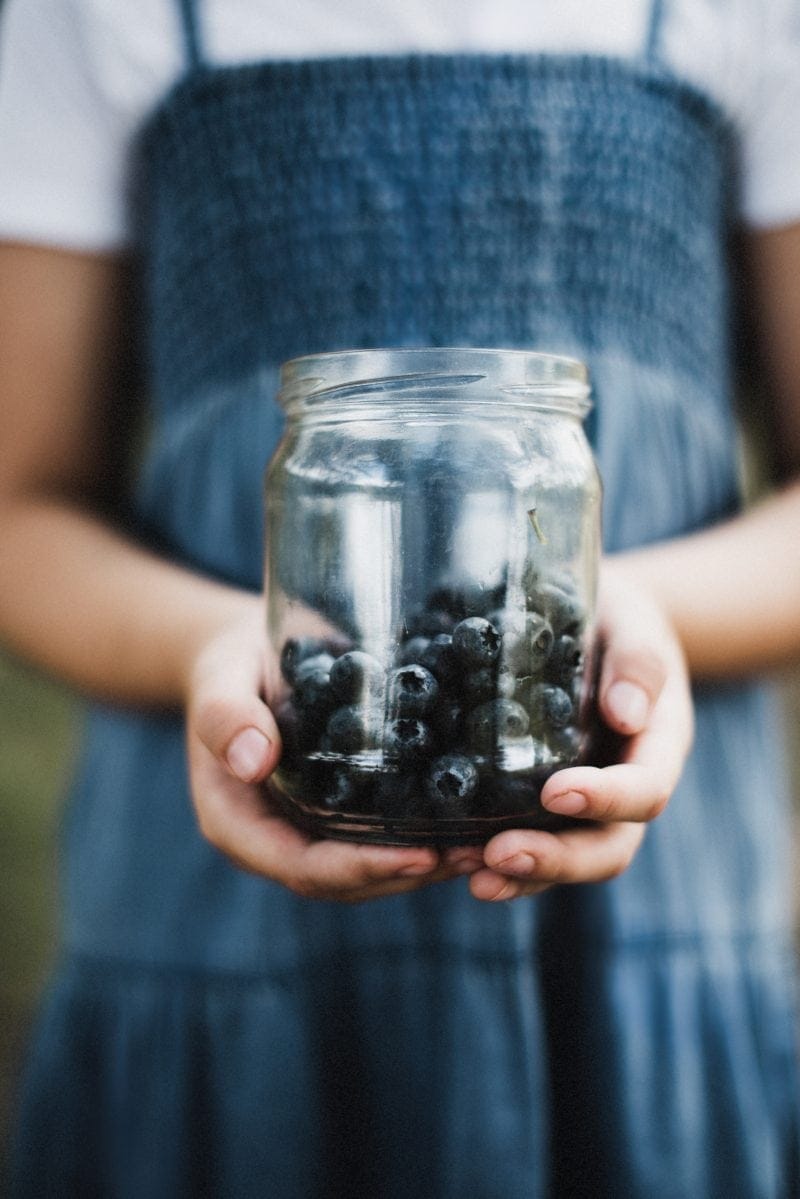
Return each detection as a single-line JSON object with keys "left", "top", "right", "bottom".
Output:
{"left": 264, "top": 348, "right": 601, "bottom": 845}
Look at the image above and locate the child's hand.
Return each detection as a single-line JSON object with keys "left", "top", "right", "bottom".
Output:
{"left": 465, "top": 562, "right": 694, "bottom": 901}
{"left": 185, "top": 603, "right": 475, "bottom": 902}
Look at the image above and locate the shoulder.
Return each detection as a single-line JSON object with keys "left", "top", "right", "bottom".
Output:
{"left": 0, "top": 0, "right": 185, "bottom": 250}
{"left": 660, "top": 0, "right": 800, "bottom": 227}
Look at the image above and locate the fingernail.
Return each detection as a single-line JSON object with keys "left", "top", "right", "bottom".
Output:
{"left": 226, "top": 728, "right": 270, "bottom": 781}
{"left": 494, "top": 851, "right": 537, "bottom": 876}
{"left": 544, "top": 789, "right": 587, "bottom": 816}
{"left": 606, "top": 680, "right": 649, "bottom": 730}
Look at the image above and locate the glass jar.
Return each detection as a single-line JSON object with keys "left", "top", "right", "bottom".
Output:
{"left": 264, "top": 348, "right": 601, "bottom": 845}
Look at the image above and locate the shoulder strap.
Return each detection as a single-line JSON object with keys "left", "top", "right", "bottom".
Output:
{"left": 176, "top": 0, "right": 205, "bottom": 70}
{"left": 642, "top": 0, "right": 666, "bottom": 65}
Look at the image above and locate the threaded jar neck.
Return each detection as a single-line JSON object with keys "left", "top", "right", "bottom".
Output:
{"left": 277, "top": 348, "right": 591, "bottom": 420}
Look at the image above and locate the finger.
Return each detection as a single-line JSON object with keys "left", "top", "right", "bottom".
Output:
{"left": 440, "top": 845, "right": 486, "bottom": 875}
{"left": 598, "top": 637, "right": 667, "bottom": 737}
{"left": 467, "top": 869, "right": 552, "bottom": 901}
{"left": 192, "top": 668, "right": 282, "bottom": 784}
{"left": 473, "top": 820, "right": 645, "bottom": 897}
{"left": 541, "top": 660, "right": 693, "bottom": 823}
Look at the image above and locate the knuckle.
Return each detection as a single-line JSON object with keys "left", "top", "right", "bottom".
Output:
{"left": 591, "top": 785, "right": 618, "bottom": 821}
{"left": 194, "top": 695, "right": 235, "bottom": 749}
{"left": 614, "top": 645, "right": 666, "bottom": 698}
{"left": 290, "top": 874, "right": 318, "bottom": 901}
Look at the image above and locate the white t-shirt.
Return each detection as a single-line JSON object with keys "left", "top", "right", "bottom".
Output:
{"left": 1, "top": 0, "right": 799, "bottom": 252}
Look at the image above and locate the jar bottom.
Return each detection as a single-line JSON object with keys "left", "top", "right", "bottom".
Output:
{"left": 269, "top": 782, "right": 580, "bottom": 847}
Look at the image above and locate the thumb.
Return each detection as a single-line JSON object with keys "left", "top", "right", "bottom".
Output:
{"left": 191, "top": 668, "right": 282, "bottom": 784}
{"left": 596, "top": 616, "right": 670, "bottom": 738}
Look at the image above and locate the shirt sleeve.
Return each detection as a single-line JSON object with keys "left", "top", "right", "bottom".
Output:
{"left": 738, "top": 0, "right": 800, "bottom": 229}
{"left": 0, "top": 0, "right": 157, "bottom": 251}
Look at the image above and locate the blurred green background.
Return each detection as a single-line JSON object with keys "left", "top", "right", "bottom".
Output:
{"left": 0, "top": 652, "right": 80, "bottom": 1175}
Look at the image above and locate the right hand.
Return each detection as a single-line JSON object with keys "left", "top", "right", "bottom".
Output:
{"left": 185, "top": 601, "right": 480, "bottom": 902}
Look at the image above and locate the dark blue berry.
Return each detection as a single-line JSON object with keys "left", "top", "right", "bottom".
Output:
{"left": 548, "top": 725, "right": 582, "bottom": 762}
{"left": 294, "top": 662, "right": 335, "bottom": 721}
{"left": 419, "top": 634, "right": 459, "bottom": 689}
{"left": 322, "top": 770, "right": 360, "bottom": 812}
{"left": 329, "top": 650, "right": 384, "bottom": 703}
{"left": 432, "top": 700, "right": 466, "bottom": 748}
{"left": 529, "top": 583, "right": 585, "bottom": 638}
{"left": 395, "top": 636, "right": 431, "bottom": 666}
{"left": 275, "top": 701, "right": 304, "bottom": 764}
{"left": 547, "top": 635, "right": 584, "bottom": 687}
{"left": 495, "top": 611, "right": 554, "bottom": 675}
{"left": 403, "top": 604, "right": 455, "bottom": 639}
{"left": 461, "top": 666, "right": 497, "bottom": 704}
{"left": 425, "top": 755, "right": 479, "bottom": 808}
{"left": 467, "top": 699, "right": 530, "bottom": 753}
{"left": 452, "top": 617, "right": 501, "bottom": 667}
{"left": 295, "top": 652, "right": 335, "bottom": 680}
{"left": 326, "top": 704, "right": 382, "bottom": 754}
{"left": 526, "top": 682, "right": 573, "bottom": 728}
{"left": 384, "top": 717, "right": 434, "bottom": 762}
{"left": 280, "top": 637, "right": 332, "bottom": 685}
{"left": 387, "top": 664, "right": 439, "bottom": 717}
{"left": 375, "top": 770, "right": 424, "bottom": 817}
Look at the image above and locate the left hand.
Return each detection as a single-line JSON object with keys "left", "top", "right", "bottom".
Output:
{"left": 456, "top": 560, "right": 695, "bottom": 901}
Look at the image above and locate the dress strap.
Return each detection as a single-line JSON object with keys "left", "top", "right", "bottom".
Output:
{"left": 642, "top": 0, "right": 666, "bottom": 64}
{"left": 176, "top": 0, "right": 205, "bottom": 70}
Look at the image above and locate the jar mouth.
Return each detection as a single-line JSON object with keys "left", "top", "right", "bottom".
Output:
{"left": 278, "top": 347, "right": 592, "bottom": 417}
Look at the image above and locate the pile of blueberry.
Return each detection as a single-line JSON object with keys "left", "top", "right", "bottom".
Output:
{"left": 274, "top": 578, "right": 588, "bottom": 842}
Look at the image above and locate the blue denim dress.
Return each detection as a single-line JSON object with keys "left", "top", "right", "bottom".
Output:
{"left": 12, "top": 2, "right": 800, "bottom": 1195}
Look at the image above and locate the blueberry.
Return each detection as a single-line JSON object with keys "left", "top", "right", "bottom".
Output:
{"left": 294, "top": 663, "right": 335, "bottom": 721}
{"left": 375, "top": 770, "right": 425, "bottom": 817}
{"left": 322, "top": 769, "right": 361, "bottom": 812}
{"left": 529, "top": 583, "right": 585, "bottom": 638}
{"left": 461, "top": 666, "right": 498, "bottom": 705}
{"left": 384, "top": 717, "right": 434, "bottom": 763}
{"left": 326, "top": 704, "right": 382, "bottom": 754}
{"left": 280, "top": 637, "right": 332, "bottom": 685}
{"left": 295, "top": 652, "right": 335, "bottom": 680}
{"left": 395, "top": 636, "right": 431, "bottom": 666}
{"left": 425, "top": 754, "right": 479, "bottom": 808}
{"left": 467, "top": 699, "right": 530, "bottom": 753}
{"left": 432, "top": 700, "right": 466, "bottom": 748}
{"left": 425, "top": 585, "right": 469, "bottom": 621}
{"left": 402, "top": 604, "right": 455, "bottom": 639}
{"left": 496, "top": 610, "right": 554, "bottom": 675}
{"left": 547, "top": 635, "right": 584, "bottom": 687}
{"left": 525, "top": 682, "right": 573, "bottom": 729}
{"left": 525, "top": 613, "right": 555, "bottom": 669}
{"left": 275, "top": 700, "right": 304, "bottom": 764}
{"left": 419, "top": 634, "right": 459, "bottom": 689}
{"left": 452, "top": 617, "right": 501, "bottom": 668}
{"left": 548, "top": 725, "right": 583, "bottom": 762}
{"left": 329, "top": 650, "right": 384, "bottom": 703}
{"left": 322, "top": 766, "right": 377, "bottom": 813}
{"left": 297, "top": 755, "right": 337, "bottom": 801}
{"left": 387, "top": 664, "right": 439, "bottom": 717}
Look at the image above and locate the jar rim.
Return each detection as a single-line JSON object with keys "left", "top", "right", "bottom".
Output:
{"left": 277, "top": 347, "right": 592, "bottom": 417}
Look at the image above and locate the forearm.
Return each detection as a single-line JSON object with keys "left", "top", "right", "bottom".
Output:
{"left": 0, "top": 494, "right": 259, "bottom": 707}
{"left": 614, "top": 479, "right": 800, "bottom": 679}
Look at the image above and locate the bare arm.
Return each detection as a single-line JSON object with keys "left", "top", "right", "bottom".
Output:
{"left": 0, "top": 244, "right": 250, "bottom": 705}
{"left": 620, "top": 223, "right": 800, "bottom": 679}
